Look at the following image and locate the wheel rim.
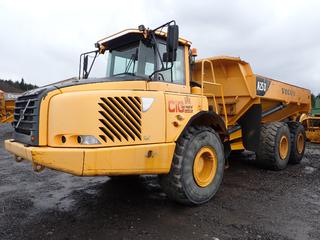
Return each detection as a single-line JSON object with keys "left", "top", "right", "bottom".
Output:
{"left": 193, "top": 146, "right": 217, "bottom": 187}
{"left": 279, "top": 136, "right": 289, "bottom": 160}
{"left": 297, "top": 133, "right": 304, "bottom": 154}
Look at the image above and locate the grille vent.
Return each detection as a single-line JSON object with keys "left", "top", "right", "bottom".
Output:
{"left": 98, "top": 96, "right": 142, "bottom": 143}
{"left": 14, "top": 95, "right": 39, "bottom": 135}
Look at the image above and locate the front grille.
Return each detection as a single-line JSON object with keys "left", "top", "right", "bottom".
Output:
{"left": 13, "top": 90, "right": 42, "bottom": 144}
{"left": 98, "top": 96, "right": 142, "bottom": 143}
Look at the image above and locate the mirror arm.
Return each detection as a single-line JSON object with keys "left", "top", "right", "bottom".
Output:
{"left": 147, "top": 20, "right": 178, "bottom": 80}
{"left": 79, "top": 53, "right": 84, "bottom": 79}
{"left": 152, "top": 20, "right": 176, "bottom": 32}
{"left": 148, "top": 31, "right": 166, "bottom": 80}
{"left": 83, "top": 55, "right": 88, "bottom": 78}
{"left": 150, "top": 31, "right": 164, "bottom": 70}
{"left": 78, "top": 50, "right": 99, "bottom": 79}
{"left": 84, "top": 51, "right": 98, "bottom": 79}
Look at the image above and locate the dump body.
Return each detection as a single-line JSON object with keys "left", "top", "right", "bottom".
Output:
{"left": 192, "top": 56, "right": 311, "bottom": 150}
{"left": 0, "top": 90, "right": 15, "bottom": 124}
{"left": 300, "top": 114, "right": 320, "bottom": 143}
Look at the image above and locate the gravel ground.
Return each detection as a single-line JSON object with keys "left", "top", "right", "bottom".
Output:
{"left": 0, "top": 123, "right": 319, "bottom": 240}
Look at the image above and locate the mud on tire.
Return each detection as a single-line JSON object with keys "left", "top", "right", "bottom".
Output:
{"left": 287, "top": 122, "right": 306, "bottom": 164}
{"left": 159, "top": 126, "right": 225, "bottom": 205}
{"left": 256, "top": 122, "right": 291, "bottom": 170}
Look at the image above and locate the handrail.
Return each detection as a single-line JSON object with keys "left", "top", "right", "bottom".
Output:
{"left": 200, "top": 60, "right": 228, "bottom": 128}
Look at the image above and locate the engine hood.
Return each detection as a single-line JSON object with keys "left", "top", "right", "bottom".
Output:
{"left": 52, "top": 76, "right": 148, "bottom": 93}
{"left": 15, "top": 76, "right": 148, "bottom": 146}
{"left": 22, "top": 76, "right": 148, "bottom": 98}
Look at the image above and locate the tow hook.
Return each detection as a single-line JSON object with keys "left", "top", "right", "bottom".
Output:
{"left": 32, "top": 162, "right": 45, "bottom": 172}
{"left": 15, "top": 155, "right": 24, "bottom": 162}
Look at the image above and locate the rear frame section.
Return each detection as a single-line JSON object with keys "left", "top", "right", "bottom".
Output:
{"left": 192, "top": 56, "right": 311, "bottom": 151}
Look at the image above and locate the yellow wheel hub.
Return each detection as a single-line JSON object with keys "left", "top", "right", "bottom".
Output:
{"left": 297, "top": 133, "right": 304, "bottom": 154}
{"left": 193, "top": 146, "right": 217, "bottom": 187}
{"left": 279, "top": 136, "right": 289, "bottom": 160}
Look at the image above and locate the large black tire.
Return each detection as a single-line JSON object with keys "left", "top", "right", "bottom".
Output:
{"left": 159, "top": 126, "right": 225, "bottom": 205}
{"left": 256, "top": 122, "right": 291, "bottom": 170}
{"left": 288, "top": 122, "right": 306, "bottom": 164}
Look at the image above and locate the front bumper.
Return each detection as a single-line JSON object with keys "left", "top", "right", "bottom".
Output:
{"left": 4, "top": 140, "right": 175, "bottom": 176}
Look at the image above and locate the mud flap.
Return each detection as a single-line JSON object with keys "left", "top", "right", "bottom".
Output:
{"left": 237, "top": 104, "right": 262, "bottom": 152}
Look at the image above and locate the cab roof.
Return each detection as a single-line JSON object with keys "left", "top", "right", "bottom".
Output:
{"left": 97, "top": 29, "right": 191, "bottom": 51}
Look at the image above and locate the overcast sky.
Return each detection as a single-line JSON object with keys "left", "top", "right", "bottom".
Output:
{"left": 0, "top": 0, "right": 319, "bottom": 94}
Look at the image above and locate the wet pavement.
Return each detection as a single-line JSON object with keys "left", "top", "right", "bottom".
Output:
{"left": 0, "top": 123, "right": 319, "bottom": 240}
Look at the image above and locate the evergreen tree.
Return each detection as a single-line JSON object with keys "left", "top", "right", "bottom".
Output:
{"left": 311, "top": 93, "right": 315, "bottom": 108}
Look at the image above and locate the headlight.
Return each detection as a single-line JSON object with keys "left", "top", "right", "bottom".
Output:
{"left": 141, "top": 97, "right": 154, "bottom": 112}
{"left": 77, "top": 135, "right": 101, "bottom": 145}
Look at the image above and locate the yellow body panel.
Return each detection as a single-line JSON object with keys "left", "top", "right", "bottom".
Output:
{"left": 165, "top": 93, "right": 208, "bottom": 141}
{"left": 48, "top": 90, "right": 166, "bottom": 147}
{"left": 5, "top": 140, "right": 175, "bottom": 176}
{"left": 260, "top": 78, "right": 310, "bottom": 105}
{"left": 83, "top": 143, "right": 175, "bottom": 175}
{"left": 38, "top": 89, "right": 62, "bottom": 145}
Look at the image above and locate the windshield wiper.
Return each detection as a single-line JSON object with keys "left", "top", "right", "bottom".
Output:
{"left": 125, "top": 49, "right": 138, "bottom": 72}
{"left": 113, "top": 49, "right": 138, "bottom": 77}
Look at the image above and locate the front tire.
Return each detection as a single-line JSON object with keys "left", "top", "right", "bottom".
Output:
{"left": 160, "top": 126, "right": 225, "bottom": 205}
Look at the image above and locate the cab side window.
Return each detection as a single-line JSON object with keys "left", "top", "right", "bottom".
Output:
{"left": 158, "top": 44, "right": 185, "bottom": 84}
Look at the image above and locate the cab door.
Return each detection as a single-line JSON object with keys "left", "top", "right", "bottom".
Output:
{"left": 147, "top": 45, "right": 190, "bottom": 94}
{"left": 147, "top": 45, "right": 200, "bottom": 143}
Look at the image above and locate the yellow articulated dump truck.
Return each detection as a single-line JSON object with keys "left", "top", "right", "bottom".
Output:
{"left": 300, "top": 114, "right": 320, "bottom": 143}
{"left": 5, "top": 21, "right": 311, "bottom": 205}
{"left": 299, "top": 97, "right": 320, "bottom": 143}
{"left": 0, "top": 90, "right": 15, "bottom": 124}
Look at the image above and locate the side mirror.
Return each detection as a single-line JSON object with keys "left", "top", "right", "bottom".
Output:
{"left": 162, "top": 51, "right": 176, "bottom": 63}
{"left": 166, "top": 24, "right": 179, "bottom": 61}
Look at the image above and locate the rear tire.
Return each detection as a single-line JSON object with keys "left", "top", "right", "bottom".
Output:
{"left": 288, "top": 122, "right": 306, "bottom": 164}
{"left": 159, "top": 126, "right": 225, "bottom": 205}
{"left": 256, "top": 122, "right": 291, "bottom": 170}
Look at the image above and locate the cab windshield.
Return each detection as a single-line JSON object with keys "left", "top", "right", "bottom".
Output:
{"left": 89, "top": 40, "right": 185, "bottom": 84}
{"left": 106, "top": 41, "right": 154, "bottom": 78}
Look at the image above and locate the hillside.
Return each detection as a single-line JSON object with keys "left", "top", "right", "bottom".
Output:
{"left": 0, "top": 79, "right": 38, "bottom": 93}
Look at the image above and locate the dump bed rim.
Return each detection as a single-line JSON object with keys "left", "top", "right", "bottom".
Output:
{"left": 195, "top": 56, "right": 248, "bottom": 65}
{"left": 195, "top": 56, "right": 310, "bottom": 93}
{"left": 255, "top": 74, "right": 310, "bottom": 92}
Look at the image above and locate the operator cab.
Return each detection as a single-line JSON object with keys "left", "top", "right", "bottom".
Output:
{"left": 79, "top": 21, "right": 192, "bottom": 93}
